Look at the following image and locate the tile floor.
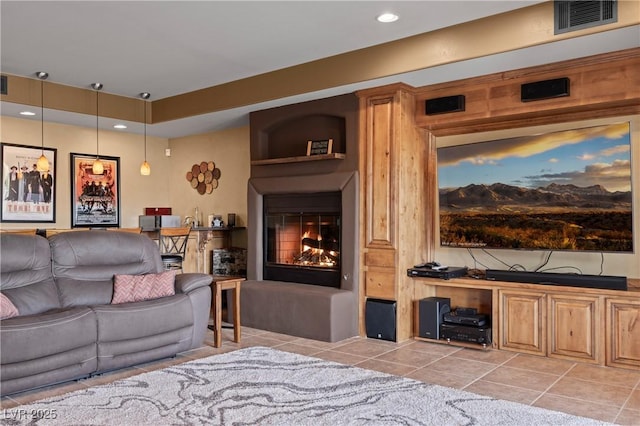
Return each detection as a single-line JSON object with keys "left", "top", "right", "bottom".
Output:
{"left": 2, "top": 326, "right": 639, "bottom": 425}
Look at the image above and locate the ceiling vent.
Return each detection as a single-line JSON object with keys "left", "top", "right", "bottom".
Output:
{"left": 555, "top": 1, "right": 617, "bottom": 34}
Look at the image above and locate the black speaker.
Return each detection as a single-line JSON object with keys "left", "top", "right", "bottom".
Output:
{"left": 521, "top": 77, "right": 570, "bottom": 102}
{"left": 418, "top": 297, "right": 451, "bottom": 340}
{"left": 425, "top": 95, "right": 465, "bottom": 115}
{"left": 365, "top": 299, "right": 396, "bottom": 341}
{"left": 1, "top": 75, "right": 7, "bottom": 95}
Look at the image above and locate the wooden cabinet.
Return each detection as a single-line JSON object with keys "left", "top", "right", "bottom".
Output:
{"left": 412, "top": 277, "right": 639, "bottom": 369}
{"left": 500, "top": 290, "right": 601, "bottom": 363}
{"left": 606, "top": 298, "right": 640, "bottom": 369}
{"left": 357, "top": 83, "right": 431, "bottom": 341}
{"left": 499, "top": 290, "right": 546, "bottom": 355}
{"left": 548, "top": 294, "right": 601, "bottom": 363}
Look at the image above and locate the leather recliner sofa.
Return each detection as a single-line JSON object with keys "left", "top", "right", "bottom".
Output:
{"left": 0, "top": 231, "right": 212, "bottom": 396}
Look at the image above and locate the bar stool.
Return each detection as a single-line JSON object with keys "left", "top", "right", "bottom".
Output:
{"left": 158, "top": 226, "right": 191, "bottom": 272}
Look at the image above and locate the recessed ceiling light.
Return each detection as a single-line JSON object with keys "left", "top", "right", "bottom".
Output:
{"left": 113, "top": 124, "right": 127, "bottom": 129}
{"left": 20, "top": 111, "right": 36, "bottom": 116}
{"left": 377, "top": 13, "right": 399, "bottom": 23}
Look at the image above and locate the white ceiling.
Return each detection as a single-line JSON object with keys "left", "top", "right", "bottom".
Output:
{"left": 1, "top": 1, "right": 638, "bottom": 139}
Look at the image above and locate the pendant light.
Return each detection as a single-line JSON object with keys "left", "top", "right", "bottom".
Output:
{"left": 91, "top": 82, "right": 104, "bottom": 175}
{"left": 35, "top": 71, "right": 50, "bottom": 172}
{"left": 139, "top": 92, "right": 151, "bottom": 176}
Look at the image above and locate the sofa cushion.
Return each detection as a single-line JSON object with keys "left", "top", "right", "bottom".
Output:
{"left": 112, "top": 270, "right": 176, "bottom": 304}
{"left": 50, "top": 230, "right": 164, "bottom": 280}
{"left": 1, "top": 280, "right": 61, "bottom": 316}
{"left": 0, "top": 307, "right": 97, "bottom": 365}
{"left": 0, "top": 234, "right": 54, "bottom": 290}
{"left": 0, "top": 293, "right": 19, "bottom": 319}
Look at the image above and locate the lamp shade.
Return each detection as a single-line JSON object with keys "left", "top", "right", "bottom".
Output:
{"left": 92, "top": 158, "right": 104, "bottom": 175}
{"left": 140, "top": 160, "right": 151, "bottom": 176}
{"left": 36, "top": 154, "right": 49, "bottom": 172}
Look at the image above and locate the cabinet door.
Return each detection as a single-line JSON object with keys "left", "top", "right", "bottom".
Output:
{"left": 499, "top": 290, "right": 546, "bottom": 355}
{"left": 606, "top": 298, "right": 640, "bottom": 370}
{"left": 548, "top": 294, "right": 601, "bottom": 363}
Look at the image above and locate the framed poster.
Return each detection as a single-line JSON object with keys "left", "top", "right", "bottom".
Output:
{"left": 1, "top": 142, "right": 57, "bottom": 223}
{"left": 306, "top": 139, "right": 333, "bottom": 156}
{"left": 70, "top": 153, "right": 120, "bottom": 227}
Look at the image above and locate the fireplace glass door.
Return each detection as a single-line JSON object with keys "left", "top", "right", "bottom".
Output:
{"left": 264, "top": 192, "right": 341, "bottom": 287}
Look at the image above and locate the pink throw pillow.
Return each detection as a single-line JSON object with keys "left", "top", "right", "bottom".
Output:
{"left": 111, "top": 270, "right": 176, "bottom": 304}
{"left": 0, "top": 293, "right": 19, "bottom": 319}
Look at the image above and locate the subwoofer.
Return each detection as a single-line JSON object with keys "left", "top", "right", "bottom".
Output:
{"left": 418, "top": 297, "right": 451, "bottom": 340}
{"left": 365, "top": 299, "right": 396, "bottom": 342}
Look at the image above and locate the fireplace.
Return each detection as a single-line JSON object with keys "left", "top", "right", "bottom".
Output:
{"left": 264, "top": 192, "right": 341, "bottom": 288}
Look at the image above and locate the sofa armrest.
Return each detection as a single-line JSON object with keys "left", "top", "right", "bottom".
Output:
{"left": 174, "top": 273, "right": 212, "bottom": 294}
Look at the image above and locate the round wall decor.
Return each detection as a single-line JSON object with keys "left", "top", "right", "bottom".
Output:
{"left": 186, "top": 161, "right": 221, "bottom": 195}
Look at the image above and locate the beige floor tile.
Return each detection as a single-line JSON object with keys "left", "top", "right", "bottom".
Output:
{"left": 406, "top": 368, "right": 476, "bottom": 389}
{"left": 567, "top": 363, "right": 640, "bottom": 388}
{"left": 547, "top": 376, "right": 632, "bottom": 407}
{"left": 250, "top": 330, "right": 300, "bottom": 342}
{"left": 404, "top": 340, "right": 464, "bottom": 356}
{"left": 288, "top": 336, "right": 351, "bottom": 350}
{"left": 236, "top": 334, "right": 290, "bottom": 348}
{"left": 425, "top": 356, "right": 497, "bottom": 378}
{"left": 503, "top": 353, "right": 576, "bottom": 375}
{"left": 533, "top": 394, "right": 619, "bottom": 423}
{"left": 481, "top": 365, "right": 560, "bottom": 392}
{"left": 312, "top": 349, "right": 370, "bottom": 366}
{"left": 0, "top": 397, "right": 22, "bottom": 410}
{"left": 625, "top": 389, "right": 640, "bottom": 411}
{"left": 615, "top": 408, "right": 640, "bottom": 426}
{"left": 375, "top": 346, "right": 444, "bottom": 368}
{"left": 6, "top": 380, "right": 89, "bottom": 407}
{"left": 332, "top": 338, "right": 398, "bottom": 358}
{"left": 354, "top": 359, "right": 417, "bottom": 377}
{"left": 451, "top": 347, "right": 517, "bottom": 365}
{"left": 272, "top": 342, "right": 324, "bottom": 357}
{"left": 463, "top": 379, "right": 542, "bottom": 405}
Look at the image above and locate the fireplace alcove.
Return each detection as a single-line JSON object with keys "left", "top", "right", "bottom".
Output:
{"left": 239, "top": 93, "right": 360, "bottom": 342}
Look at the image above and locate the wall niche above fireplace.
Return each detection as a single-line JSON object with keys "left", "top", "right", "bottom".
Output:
{"left": 249, "top": 93, "right": 359, "bottom": 177}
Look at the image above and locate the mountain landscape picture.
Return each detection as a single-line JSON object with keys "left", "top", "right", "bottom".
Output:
{"left": 437, "top": 122, "right": 633, "bottom": 252}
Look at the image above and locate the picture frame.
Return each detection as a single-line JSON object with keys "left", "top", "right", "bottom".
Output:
{"left": 70, "top": 153, "right": 120, "bottom": 227}
{"left": 1, "top": 142, "right": 57, "bottom": 223}
{"left": 306, "top": 139, "right": 333, "bottom": 156}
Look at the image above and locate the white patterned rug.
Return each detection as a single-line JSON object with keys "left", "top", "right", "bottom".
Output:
{"left": 2, "top": 347, "right": 608, "bottom": 425}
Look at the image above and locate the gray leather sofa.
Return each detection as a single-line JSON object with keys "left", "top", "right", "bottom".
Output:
{"left": 0, "top": 231, "right": 212, "bottom": 396}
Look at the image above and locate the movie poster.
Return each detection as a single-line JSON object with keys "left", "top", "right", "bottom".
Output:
{"left": 70, "top": 153, "right": 120, "bottom": 227}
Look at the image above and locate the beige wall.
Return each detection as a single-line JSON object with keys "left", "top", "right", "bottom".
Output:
{"left": 1, "top": 116, "right": 251, "bottom": 248}
{"left": 168, "top": 126, "right": 250, "bottom": 248}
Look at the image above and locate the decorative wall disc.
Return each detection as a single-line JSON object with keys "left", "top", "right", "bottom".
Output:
{"left": 186, "top": 161, "right": 221, "bottom": 195}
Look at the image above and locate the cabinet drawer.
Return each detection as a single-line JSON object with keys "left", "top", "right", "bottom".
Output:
{"left": 365, "top": 269, "right": 396, "bottom": 299}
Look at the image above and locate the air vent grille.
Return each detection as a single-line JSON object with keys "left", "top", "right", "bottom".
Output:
{"left": 555, "top": 1, "right": 617, "bottom": 34}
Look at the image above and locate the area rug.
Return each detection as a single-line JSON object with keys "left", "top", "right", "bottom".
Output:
{"left": 2, "top": 347, "right": 608, "bottom": 425}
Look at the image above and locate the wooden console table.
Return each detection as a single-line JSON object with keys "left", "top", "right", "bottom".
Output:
{"left": 209, "top": 276, "right": 244, "bottom": 348}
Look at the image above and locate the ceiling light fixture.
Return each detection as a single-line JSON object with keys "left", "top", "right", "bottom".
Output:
{"left": 113, "top": 124, "right": 127, "bottom": 129}
{"left": 35, "top": 71, "right": 50, "bottom": 172}
{"left": 20, "top": 111, "right": 36, "bottom": 116}
{"left": 91, "top": 82, "right": 104, "bottom": 175}
{"left": 376, "top": 13, "right": 399, "bottom": 23}
{"left": 139, "top": 92, "right": 151, "bottom": 176}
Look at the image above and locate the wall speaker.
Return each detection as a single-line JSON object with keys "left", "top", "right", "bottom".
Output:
{"left": 425, "top": 95, "right": 465, "bottom": 115}
{"left": 1, "top": 75, "right": 7, "bottom": 95}
{"left": 365, "top": 298, "right": 396, "bottom": 341}
{"left": 521, "top": 77, "right": 570, "bottom": 102}
{"left": 418, "top": 297, "right": 451, "bottom": 340}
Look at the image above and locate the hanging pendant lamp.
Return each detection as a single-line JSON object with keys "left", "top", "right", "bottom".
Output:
{"left": 36, "top": 71, "right": 50, "bottom": 172}
{"left": 139, "top": 92, "right": 151, "bottom": 176}
{"left": 91, "top": 83, "right": 104, "bottom": 175}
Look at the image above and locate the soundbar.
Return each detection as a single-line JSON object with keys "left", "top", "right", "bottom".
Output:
{"left": 486, "top": 269, "right": 627, "bottom": 291}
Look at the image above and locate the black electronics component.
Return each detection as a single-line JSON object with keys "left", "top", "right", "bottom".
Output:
{"left": 425, "top": 94, "right": 465, "bottom": 115}
{"left": 417, "top": 297, "right": 450, "bottom": 340}
{"left": 440, "top": 323, "right": 492, "bottom": 345}
{"left": 521, "top": 77, "right": 570, "bottom": 102}
{"left": 444, "top": 311, "right": 488, "bottom": 327}
{"left": 485, "top": 269, "right": 627, "bottom": 291}
{"left": 407, "top": 266, "right": 468, "bottom": 280}
{"left": 365, "top": 299, "right": 396, "bottom": 342}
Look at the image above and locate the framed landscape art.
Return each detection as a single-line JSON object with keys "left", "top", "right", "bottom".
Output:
{"left": 70, "top": 153, "right": 120, "bottom": 227}
{"left": 1, "top": 142, "right": 57, "bottom": 223}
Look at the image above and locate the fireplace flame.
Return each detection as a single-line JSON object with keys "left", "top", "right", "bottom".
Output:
{"left": 295, "top": 232, "right": 337, "bottom": 268}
